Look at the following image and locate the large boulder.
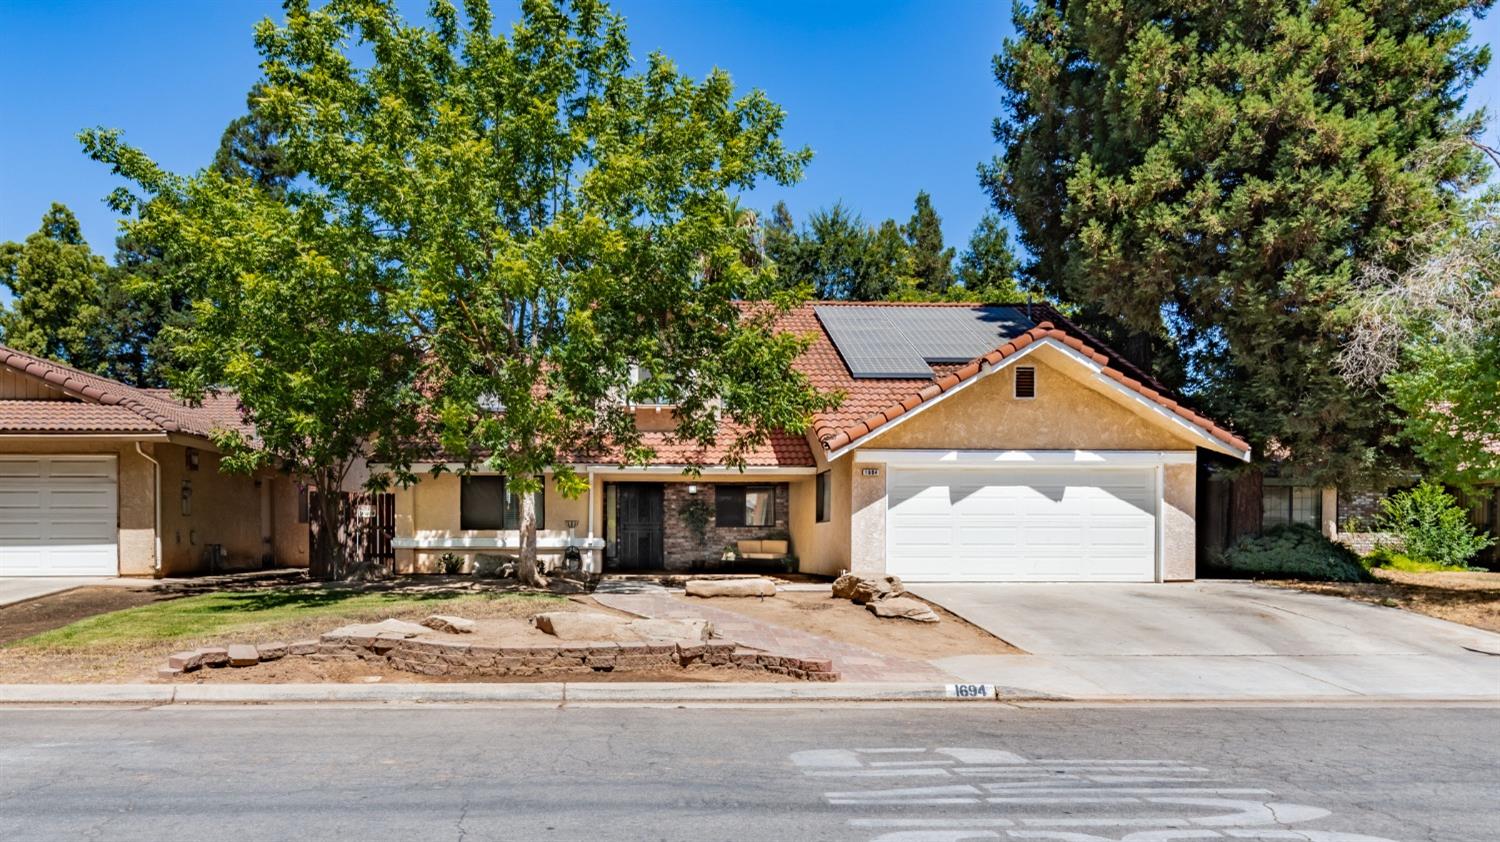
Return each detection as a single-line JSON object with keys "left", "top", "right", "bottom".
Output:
{"left": 850, "top": 575, "right": 906, "bottom": 605}
{"left": 831, "top": 574, "right": 862, "bottom": 600}
{"left": 323, "top": 618, "right": 432, "bottom": 640}
{"left": 685, "top": 578, "right": 777, "bottom": 598}
{"left": 533, "top": 611, "right": 630, "bottom": 640}
{"left": 866, "top": 596, "right": 939, "bottom": 623}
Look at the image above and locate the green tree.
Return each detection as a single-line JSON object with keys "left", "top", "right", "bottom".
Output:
{"left": 0, "top": 204, "right": 109, "bottom": 372}
{"left": 86, "top": 0, "right": 833, "bottom": 587}
{"left": 952, "top": 213, "right": 1021, "bottom": 302}
{"left": 984, "top": 0, "right": 1493, "bottom": 482}
{"left": 769, "top": 202, "right": 914, "bottom": 300}
{"left": 212, "top": 83, "right": 295, "bottom": 197}
{"left": 902, "top": 191, "right": 954, "bottom": 295}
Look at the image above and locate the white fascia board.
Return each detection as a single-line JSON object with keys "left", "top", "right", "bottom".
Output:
{"left": 827, "top": 337, "right": 1249, "bottom": 462}
{"left": 855, "top": 449, "right": 1196, "bottom": 468}
{"left": 0, "top": 432, "right": 168, "bottom": 441}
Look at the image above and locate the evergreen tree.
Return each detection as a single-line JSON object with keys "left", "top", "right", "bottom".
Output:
{"left": 902, "top": 191, "right": 954, "bottom": 295}
{"left": 0, "top": 204, "right": 110, "bottom": 372}
{"left": 953, "top": 213, "right": 1021, "bottom": 302}
{"left": 984, "top": 0, "right": 1493, "bottom": 482}
{"left": 212, "top": 83, "right": 296, "bottom": 197}
{"left": 768, "top": 202, "right": 913, "bottom": 300}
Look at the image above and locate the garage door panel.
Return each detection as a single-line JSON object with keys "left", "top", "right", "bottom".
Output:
{"left": 0, "top": 455, "right": 118, "bottom": 576}
{"left": 887, "top": 465, "right": 1156, "bottom": 582}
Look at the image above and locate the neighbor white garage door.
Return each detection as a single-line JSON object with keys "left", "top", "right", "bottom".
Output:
{"left": 0, "top": 456, "right": 119, "bottom": 576}
{"left": 886, "top": 466, "right": 1157, "bottom": 581}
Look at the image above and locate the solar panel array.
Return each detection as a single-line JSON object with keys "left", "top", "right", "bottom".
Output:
{"left": 815, "top": 305, "right": 1036, "bottom": 379}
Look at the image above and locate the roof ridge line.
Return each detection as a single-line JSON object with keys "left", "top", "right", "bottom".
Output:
{"left": 0, "top": 345, "right": 182, "bottom": 433}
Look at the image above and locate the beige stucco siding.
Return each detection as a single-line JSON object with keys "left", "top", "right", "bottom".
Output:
{"left": 1163, "top": 463, "right": 1196, "bottom": 580}
{"left": 869, "top": 347, "right": 1198, "bottom": 452}
{"left": 792, "top": 457, "right": 851, "bottom": 576}
{"left": 394, "top": 471, "right": 592, "bottom": 573}
{"left": 849, "top": 461, "right": 886, "bottom": 576}
{"left": 156, "top": 443, "right": 274, "bottom": 576}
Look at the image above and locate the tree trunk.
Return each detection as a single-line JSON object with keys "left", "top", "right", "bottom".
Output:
{"left": 516, "top": 489, "right": 548, "bottom": 588}
{"left": 312, "top": 484, "right": 345, "bottom": 581}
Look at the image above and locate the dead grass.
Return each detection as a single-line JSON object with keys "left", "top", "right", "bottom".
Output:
{"left": 680, "top": 590, "right": 1023, "bottom": 658}
{"left": 1269, "top": 568, "right": 1500, "bottom": 634}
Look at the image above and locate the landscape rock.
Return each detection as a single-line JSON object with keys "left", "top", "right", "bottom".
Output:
{"left": 685, "top": 578, "right": 776, "bottom": 598}
{"left": 287, "top": 639, "right": 320, "bottom": 655}
{"left": 256, "top": 642, "right": 287, "bottom": 661}
{"left": 545, "top": 578, "right": 587, "bottom": 594}
{"left": 624, "top": 617, "right": 712, "bottom": 642}
{"left": 533, "top": 611, "right": 630, "bottom": 640}
{"left": 866, "top": 596, "right": 939, "bottom": 623}
{"left": 167, "top": 650, "right": 203, "bottom": 671}
{"left": 157, "top": 667, "right": 183, "bottom": 679}
{"left": 323, "top": 619, "right": 432, "bottom": 641}
{"left": 227, "top": 644, "right": 260, "bottom": 666}
{"left": 831, "top": 574, "right": 862, "bottom": 600}
{"left": 850, "top": 575, "right": 906, "bottom": 605}
{"left": 421, "top": 615, "right": 477, "bottom": 634}
{"left": 198, "top": 647, "right": 229, "bottom": 667}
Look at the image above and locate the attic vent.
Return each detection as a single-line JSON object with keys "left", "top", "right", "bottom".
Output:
{"left": 1014, "top": 366, "right": 1036, "bottom": 399}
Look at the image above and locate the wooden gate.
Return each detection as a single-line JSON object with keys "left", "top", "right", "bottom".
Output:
{"left": 309, "top": 490, "right": 396, "bottom": 578}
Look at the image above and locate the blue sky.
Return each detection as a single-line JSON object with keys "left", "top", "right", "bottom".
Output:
{"left": 2, "top": 0, "right": 1498, "bottom": 266}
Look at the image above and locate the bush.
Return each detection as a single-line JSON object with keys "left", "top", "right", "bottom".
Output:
{"left": 438, "top": 552, "right": 465, "bottom": 575}
{"left": 1377, "top": 482, "right": 1494, "bottom": 569}
{"left": 1364, "top": 546, "right": 1470, "bottom": 573}
{"left": 1218, "top": 524, "right": 1370, "bottom": 582}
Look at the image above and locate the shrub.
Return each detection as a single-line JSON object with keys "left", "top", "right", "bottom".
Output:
{"left": 1377, "top": 482, "right": 1494, "bottom": 569}
{"left": 1364, "top": 546, "right": 1470, "bottom": 573}
{"left": 437, "top": 552, "right": 465, "bottom": 575}
{"left": 1218, "top": 524, "right": 1370, "bottom": 582}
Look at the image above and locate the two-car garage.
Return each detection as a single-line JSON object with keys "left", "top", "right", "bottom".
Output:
{"left": 877, "top": 454, "right": 1169, "bottom": 583}
{"left": 0, "top": 456, "right": 119, "bottom": 577}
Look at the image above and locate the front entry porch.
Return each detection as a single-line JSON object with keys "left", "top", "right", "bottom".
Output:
{"left": 602, "top": 480, "right": 794, "bottom": 574}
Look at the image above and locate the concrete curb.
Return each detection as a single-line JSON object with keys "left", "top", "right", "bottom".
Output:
{"left": 0, "top": 682, "right": 1018, "bottom": 705}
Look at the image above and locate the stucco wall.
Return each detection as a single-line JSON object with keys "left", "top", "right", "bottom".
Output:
{"left": 794, "top": 457, "right": 852, "bottom": 576}
{"left": 156, "top": 443, "right": 272, "bottom": 576}
{"left": 849, "top": 461, "right": 886, "bottom": 577}
{"left": 0, "top": 438, "right": 157, "bottom": 576}
{"left": 1163, "top": 463, "right": 1196, "bottom": 580}
{"left": 870, "top": 348, "right": 1195, "bottom": 452}
{"left": 271, "top": 476, "right": 310, "bottom": 568}
{"left": 394, "top": 472, "right": 591, "bottom": 573}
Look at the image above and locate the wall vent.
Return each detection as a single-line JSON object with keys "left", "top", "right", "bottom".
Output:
{"left": 1014, "top": 366, "right": 1036, "bottom": 399}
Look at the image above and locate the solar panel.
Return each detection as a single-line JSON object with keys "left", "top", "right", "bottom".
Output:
{"left": 815, "top": 305, "right": 1035, "bottom": 379}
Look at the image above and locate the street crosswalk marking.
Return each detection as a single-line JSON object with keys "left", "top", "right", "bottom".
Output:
{"left": 789, "top": 747, "right": 1402, "bottom": 842}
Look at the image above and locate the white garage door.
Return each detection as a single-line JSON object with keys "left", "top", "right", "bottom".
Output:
{"left": 0, "top": 456, "right": 119, "bottom": 576}
{"left": 887, "top": 466, "right": 1157, "bottom": 582}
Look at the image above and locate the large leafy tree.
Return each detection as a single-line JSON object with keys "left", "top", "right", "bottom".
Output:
{"left": 985, "top": 0, "right": 1493, "bottom": 482}
{"left": 0, "top": 204, "right": 110, "bottom": 373}
{"left": 87, "top": 0, "right": 832, "bottom": 586}
{"left": 902, "top": 191, "right": 954, "bottom": 295}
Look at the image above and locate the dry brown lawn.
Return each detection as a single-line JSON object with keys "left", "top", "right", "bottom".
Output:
{"left": 1270, "top": 568, "right": 1500, "bottom": 634}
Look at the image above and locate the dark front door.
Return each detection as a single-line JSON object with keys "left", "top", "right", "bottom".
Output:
{"left": 613, "top": 483, "right": 664, "bottom": 570}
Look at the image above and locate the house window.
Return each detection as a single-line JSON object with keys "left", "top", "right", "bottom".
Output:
{"left": 815, "top": 471, "right": 831, "bottom": 523}
{"left": 1263, "top": 485, "right": 1321, "bottom": 528}
{"left": 1014, "top": 366, "right": 1036, "bottom": 399}
{"left": 716, "top": 485, "right": 775, "bottom": 527}
{"left": 630, "top": 365, "right": 672, "bottom": 406}
{"left": 460, "top": 475, "right": 544, "bottom": 530}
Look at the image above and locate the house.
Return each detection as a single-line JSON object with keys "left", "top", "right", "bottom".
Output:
{"left": 389, "top": 302, "right": 1251, "bottom": 582}
{"left": 0, "top": 345, "right": 309, "bottom": 577}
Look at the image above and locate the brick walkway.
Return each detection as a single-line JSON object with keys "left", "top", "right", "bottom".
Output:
{"left": 593, "top": 592, "right": 954, "bottom": 683}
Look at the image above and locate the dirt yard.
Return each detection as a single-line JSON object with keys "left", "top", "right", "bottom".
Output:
{"left": 0, "top": 587, "right": 177, "bottom": 645}
{"left": 1271, "top": 568, "right": 1500, "bottom": 634}
{"left": 685, "top": 589, "right": 1023, "bottom": 658}
{"left": 170, "top": 658, "right": 789, "bottom": 684}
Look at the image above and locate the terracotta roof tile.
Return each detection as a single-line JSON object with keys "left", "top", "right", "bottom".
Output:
{"left": 0, "top": 401, "right": 162, "bottom": 434}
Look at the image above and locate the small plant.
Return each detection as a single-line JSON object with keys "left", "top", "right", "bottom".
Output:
{"left": 721, "top": 544, "right": 738, "bottom": 562}
{"left": 438, "top": 552, "right": 465, "bottom": 575}
{"left": 680, "top": 497, "right": 713, "bottom": 544}
{"left": 1216, "top": 524, "right": 1370, "bottom": 582}
{"left": 1377, "top": 482, "right": 1494, "bottom": 569}
{"left": 1365, "top": 546, "right": 1471, "bottom": 573}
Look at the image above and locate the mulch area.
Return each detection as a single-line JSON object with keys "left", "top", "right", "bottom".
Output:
{"left": 0, "top": 587, "right": 179, "bottom": 645}
{"left": 1270, "top": 568, "right": 1500, "bottom": 634}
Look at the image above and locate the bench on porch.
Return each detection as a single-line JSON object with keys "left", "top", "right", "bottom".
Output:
{"left": 735, "top": 539, "right": 790, "bottom": 561}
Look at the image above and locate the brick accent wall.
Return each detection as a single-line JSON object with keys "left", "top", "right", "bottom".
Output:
{"left": 661, "top": 482, "right": 790, "bottom": 571}
{"left": 1337, "top": 488, "right": 1387, "bottom": 532}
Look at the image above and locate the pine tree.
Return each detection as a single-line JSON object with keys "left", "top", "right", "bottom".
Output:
{"left": 902, "top": 191, "right": 954, "bottom": 295}
{"left": 0, "top": 204, "right": 110, "bottom": 372}
{"left": 953, "top": 213, "right": 1021, "bottom": 302}
{"left": 984, "top": 0, "right": 1493, "bottom": 481}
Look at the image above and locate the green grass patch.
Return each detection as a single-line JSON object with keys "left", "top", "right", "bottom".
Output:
{"left": 7, "top": 589, "right": 562, "bottom": 651}
{"left": 1364, "top": 547, "right": 1473, "bottom": 573}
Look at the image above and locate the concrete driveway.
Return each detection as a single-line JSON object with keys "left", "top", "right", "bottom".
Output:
{"left": 0, "top": 578, "right": 121, "bottom": 608}
{"left": 914, "top": 581, "right": 1500, "bottom": 700}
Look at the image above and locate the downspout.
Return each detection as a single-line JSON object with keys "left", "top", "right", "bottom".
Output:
{"left": 134, "top": 442, "right": 162, "bottom": 575}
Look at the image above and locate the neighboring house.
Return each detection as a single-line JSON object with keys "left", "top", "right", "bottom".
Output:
{"left": 389, "top": 302, "right": 1250, "bottom": 582}
{"left": 0, "top": 345, "right": 309, "bottom": 577}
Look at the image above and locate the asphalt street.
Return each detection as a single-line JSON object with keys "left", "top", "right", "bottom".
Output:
{"left": 1, "top": 703, "right": 1495, "bottom": 841}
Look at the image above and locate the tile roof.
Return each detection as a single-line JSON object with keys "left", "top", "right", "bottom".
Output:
{"left": 0, "top": 401, "right": 163, "bottom": 434}
{"left": 766, "top": 301, "right": 1246, "bottom": 456}
{"left": 570, "top": 427, "right": 815, "bottom": 468}
{"left": 0, "top": 345, "right": 249, "bottom": 440}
